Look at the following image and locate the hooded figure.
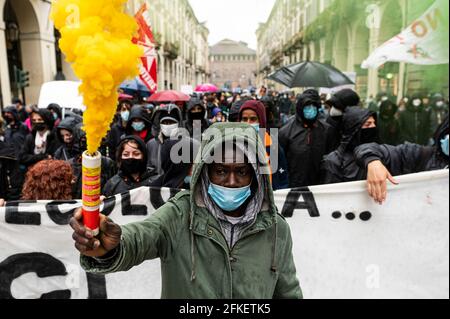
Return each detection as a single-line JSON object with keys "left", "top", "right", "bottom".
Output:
{"left": 125, "top": 105, "right": 153, "bottom": 143}
{"left": 2, "top": 106, "right": 29, "bottom": 156}
{"left": 106, "top": 100, "right": 133, "bottom": 161}
{"left": 103, "top": 136, "right": 158, "bottom": 197}
{"left": 150, "top": 138, "right": 198, "bottom": 189}
{"left": 78, "top": 122, "right": 302, "bottom": 299}
{"left": 18, "top": 108, "right": 61, "bottom": 169}
{"left": 279, "top": 89, "right": 337, "bottom": 188}
{"left": 239, "top": 100, "right": 289, "bottom": 190}
{"left": 429, "top": 93, "right": 449, "bottom": 134}
{"left": 0, "top": 140, "right": 22, "bottom": 201}
{"left": 47, "top": 103, "right": 63, "bottom": 128}
{"left": 321, "top": 107, "right": 378, "bottom": 184}
{"left": 398, "top": 94, "right": 432, "bottom": 145}
{"left": 378, "top": 99, "right": 400, "bottom": 145}
{"left": 326, "top": 89, "right": 361, "bottom": 149}
{"left": 228, "top": 99, "right": 245, "bottom": 123}
{"left": 147, "top": 104, "right": 187, "bottom": 175}
{"left": 355, "top": 114, "right": 449, "bottom": 176}
{"left": 150, "top": 103, "right": 184, "bottom": 138}
{"left": 54, "top": 116, "right": 83, "bottom": 161}
{"left": 68, "top": 123, "right": 116, "bottom": 199}
{"left": 184, "top": 98, "right": 209, "bottom": 140}
{"left": 260, "top": 95, "right": 279, "bottom": 128}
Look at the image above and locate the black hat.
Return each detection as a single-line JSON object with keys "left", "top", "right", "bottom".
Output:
{"left": 328, "top": 89, "right": 360, "bottom": 111}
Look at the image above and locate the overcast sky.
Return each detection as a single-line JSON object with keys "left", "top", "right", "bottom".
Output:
{"left": 188, "top": 0, "right": 276, "bottom": 50}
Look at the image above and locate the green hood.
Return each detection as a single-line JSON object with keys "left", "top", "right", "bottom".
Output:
{"left": 189, "top": 122, "right": 278, "bottom": 220}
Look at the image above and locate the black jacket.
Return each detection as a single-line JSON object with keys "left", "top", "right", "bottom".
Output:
{"left": 70, "top": 156, "right": 117, "bottom": 199}
{"left": 279, "top": 114, "right": 337, "bottom": 188}
{"left": 107, "top": 120, "right": 127, "bottom": 161}
{"left": 183, "top": 98, "right": 209, "bottom": 139}
{"left": 54, "top": 116, "right": 83, "bottom": 161}
{"left": 19, "top": 110, "right": 61, "bottom": 168}
{"left": 0, "top": 141, "right": 22, "bottom": 200}
{"left": 354, "top": 115, "right": 449, "bottom": 175}
{"left": 398, "top": 100, "right": 432, "bottom": 145}
{"left": 103, "top": 168, "right": 158, "bottom": 197}
{"left": 378, "top": 100, "right": 400, "bottom": 145}
{"left": 125, "top": 105, "right": 153, "bottom": 143}
{"left": 321, "top": 107, "right": 376, "bottom": 184}
{"left": 2, "top": 106, "right": 29, "bottom": 156}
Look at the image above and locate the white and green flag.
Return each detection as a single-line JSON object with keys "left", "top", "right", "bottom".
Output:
{"left": 362, "top": 0, "right": 449, "bottom": 68}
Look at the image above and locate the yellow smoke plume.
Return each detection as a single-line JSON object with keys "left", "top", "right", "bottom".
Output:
{"left": 51, "top": 0, "right": 143, "bottom": 155}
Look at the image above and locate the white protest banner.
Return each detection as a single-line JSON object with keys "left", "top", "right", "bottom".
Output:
{"left": 362, "top": 0, "right": 449, "bottom": 68}
{"left": 0, "top": 170, "right": 448, "bottom": 299}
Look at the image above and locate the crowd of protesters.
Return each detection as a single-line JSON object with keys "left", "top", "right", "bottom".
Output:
{"left": 0, "top": 86, "right": 448, "bottom": 205}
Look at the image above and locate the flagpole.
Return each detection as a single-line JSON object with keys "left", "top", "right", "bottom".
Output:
{"left": 400, "top": 0, "right": 409, "bottom": 102}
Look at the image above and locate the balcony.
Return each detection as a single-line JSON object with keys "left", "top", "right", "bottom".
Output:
{"left": 270, "top": 50, "right": 283, "bottom": 67}
{"left": 163, "top": 42, "right": 180, "bottom": 60}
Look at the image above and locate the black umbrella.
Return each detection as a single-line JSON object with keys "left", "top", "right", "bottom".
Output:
{"left": 267, "top": 61, "right": 354, "bottom": 88}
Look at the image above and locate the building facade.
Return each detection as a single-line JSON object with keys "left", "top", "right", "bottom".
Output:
{"left": 257, "top": 0, "right": 449, "bottom": 100}
{"left": 209, "top": 39, "right": 257, "bottom": 90}
{"left": 0, "top": 0, "right": 210, "bottom": 110}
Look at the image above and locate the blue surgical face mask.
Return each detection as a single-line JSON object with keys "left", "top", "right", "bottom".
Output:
{"left": 208, "top": 182, "right": 252, "bottom": 212}
{"left": 441, "top": 134, "right": 449, "bottom": 156}
{"left": 53, "top": 113, "right": 58, "bottom": 120}
{"left": 184, "top": 175, "right": 192, "bottom": 185}
{"left": 121, "top": 111, "right": 130, "bottom": 122}
{"left": 303, "top": 105, "right": 318, "bottom": 120}
{"left": 132, "top": 121, "right": 146, "bottom": 132}
{"left": 251, "top": 123, "right": 260, "bottom": 132}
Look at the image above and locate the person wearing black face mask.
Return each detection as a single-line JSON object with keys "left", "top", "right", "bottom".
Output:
{"left": 321, "top": 107, "right": 379, "bottom": 184}
{"left": 103, "top": 136, "right": 158, "bottom": 197}
{"left": 2, "top": 106, "right": 29, "bottom": 156}
{"left": 184, "top": 98, "right": 209, "bottom": 140}
{"left": 18, "top": 109, "right": 61, "bottom": 170}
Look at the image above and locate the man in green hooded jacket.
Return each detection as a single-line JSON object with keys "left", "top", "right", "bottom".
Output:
{"left": 70, "top": 123, "right": 302, "bottom": 299}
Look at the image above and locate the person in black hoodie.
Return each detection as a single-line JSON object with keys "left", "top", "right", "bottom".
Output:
{"left": 398, "top": 94, "right": 432, "bottom": 145}
{"left": 19, "top": 108, "right": 61, "bottom": 169}
{"left": 184, "top": 98, "right": 209, "bottom": 140}
{"left": 54, "top": 115, "right": 83, "bottom": 161}
{"left": 68, "top": 123, "right": 116, "bottom": 199}
{"left": 0, "top": 140, "right": 22, "bottom": 201}
{"left": 279, "top": 89, "right": 337, "bottom": 188}
{"left": 150, "top": 138, "right": 197, "bottom": 190}
{"left": 125, "top": 105, "right": 153, "bottom": 143}
{"left": 2, "top": 106, "right": 29, "bottom": 156}
{"left": 321, "top": 107, "right": 378, "bottom": 184}
{"left": 354, "top": 115, "right": 449, "bottom": 204}
{"left": 325, "top": 89, "right": 361, "bottom": 150}
{"left": 103, "top": 136, "right": 158, "bottom": 197}
{"left": 378, "top": 98, "right": 400, "bottom": 145}
{"left": 107, "top": 100, "right": 133, "bottom": 161}
{"left": 47, "top": 103, "right": 63, "bottom": 128}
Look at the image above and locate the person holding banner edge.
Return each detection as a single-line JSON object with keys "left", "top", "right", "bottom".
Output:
{"left": 356, "top": 115, "right": 449, "bottom": 204}
{"left": 70, "top": 123, "right": 302, "bottom": 299}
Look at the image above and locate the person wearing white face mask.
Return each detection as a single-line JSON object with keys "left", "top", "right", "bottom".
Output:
{"left": 398, "top": 94, "right": 432, "bottom": 145}
{"left": 325, "top": 89, "right": 361, "bottom": 151}
{"left": 146, "top": 104, "right": 186, "bottom": 176}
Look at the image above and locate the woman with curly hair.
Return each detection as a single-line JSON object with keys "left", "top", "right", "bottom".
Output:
{"left": 21, "top": 159, "right": 74, "bottom": 200}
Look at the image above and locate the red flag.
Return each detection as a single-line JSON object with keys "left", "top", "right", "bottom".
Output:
{"left": 133, "top": 3, "right": 158, "bottom": 93}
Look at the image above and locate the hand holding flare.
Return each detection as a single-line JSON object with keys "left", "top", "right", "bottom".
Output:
{"left": 51, "top": 0, "right": 143, "bottom": 233}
